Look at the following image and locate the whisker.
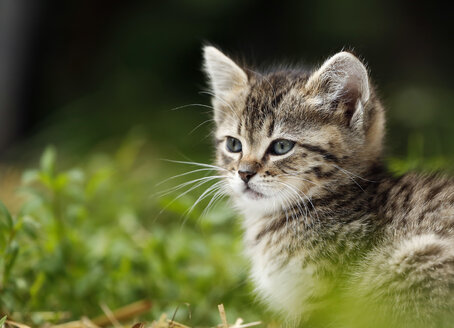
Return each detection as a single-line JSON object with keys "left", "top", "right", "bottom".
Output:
{"left": 278, "top": 181, "right": 317, "bottom": 222}
{"left": 156, "top": 168, "right": 219, "bottom": 186}
{"left": 155, "top": 176, "right": 226, "bottom": 223}
{"left": 199, "top": 90, "right": 241, "bottom": 121}
{"left": 330, "top": 164, "right": 365, "bottom": 192}
{"left": 179, "top": 184, "right": 223, "bottom": 229}
{"left": 331, "top": 164, "right": 376, "bottom": 183}
{"left": 288, "top": 184, "right": 318, "bottom": 218}
{"left": 185, "top": 180, "right": 226, "bottom": 217}
{"left": 189, "top": 119, "right": 215, "bottom": 135}
{"left": 201, "top": 187, "right": 227, "bottom": 219}
{"left": 278, "top": 188, "right": 293, "bottom": 234}
{"left": 156, "top": 175, "right": 225, "bottom": 197}
{"left": 276, "top": 173, "right": 334, "bottom": 197}
{"left": 159, "top": 159, "right": 228, "bottom": 171}
{"left": 281, "top": 187, "right": 303, "bottom": 237}
{"left": 169, "top": 103, "right": 215, "bottom": 111}
{"left": 244, "top": 68, "right": 277, "bottom": 104}
{"left": 276, "top": 173, "right": 325, "bottom": 189}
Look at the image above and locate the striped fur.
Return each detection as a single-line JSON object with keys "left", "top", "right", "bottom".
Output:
{"left": 203, "top": 46, "right": 454, "bottom": 327}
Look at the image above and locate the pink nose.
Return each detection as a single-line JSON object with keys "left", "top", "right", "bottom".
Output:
{"left": 238, "top": 170, "right": 256, "bottom": 183}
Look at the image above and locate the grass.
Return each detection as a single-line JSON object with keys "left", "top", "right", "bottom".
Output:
{"left": 0, "top": 137, "right": 266, "bottom": 326}
{"left": 1, "top": 302, "right": 263, "bottom": 328}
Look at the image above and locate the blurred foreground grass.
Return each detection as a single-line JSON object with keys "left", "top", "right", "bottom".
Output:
{"left": 0, "top": 135, "right": 264, "bottom": 326}
{"left": 0, "top": 130, "right": 452, "bottom": 327}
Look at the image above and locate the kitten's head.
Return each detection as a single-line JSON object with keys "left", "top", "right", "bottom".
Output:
{"left": 203, "top": 46, "right": 385, "bottom": 216}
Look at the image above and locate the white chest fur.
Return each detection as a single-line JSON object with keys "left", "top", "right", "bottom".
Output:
{"left": 243, "top": 216, "right": 329, "bottom": 320}
{"left": 250, "top": 252, "right": 320, "bottom": 319}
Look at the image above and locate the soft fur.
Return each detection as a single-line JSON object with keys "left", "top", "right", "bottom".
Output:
{"left": 202, "top": 46, "right": 454, "bottom": 327}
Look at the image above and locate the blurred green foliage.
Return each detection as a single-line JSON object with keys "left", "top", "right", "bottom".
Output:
{"left": 0, "top": 139, "right": 265, "bottom": 325}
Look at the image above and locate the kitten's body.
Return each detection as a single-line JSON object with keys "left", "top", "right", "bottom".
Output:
{"left": 202, "top": 47, "right": 454, "bottom": 327}
{"left": 246, "top": 170, "right": 454, "bottom": 325}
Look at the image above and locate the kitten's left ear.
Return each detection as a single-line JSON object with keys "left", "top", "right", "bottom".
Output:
{"left": 306, "top": 52, "right": 370, "bottom": 127}
{"left": 203, "top": 46, "right": 248, "bottom": 97}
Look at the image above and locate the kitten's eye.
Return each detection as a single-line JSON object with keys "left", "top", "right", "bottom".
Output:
{"left": 226, "top": 137, "right": 242, "bottom": 153}
{"left": 270, "top": 139, "right": 295, "bottom": 155}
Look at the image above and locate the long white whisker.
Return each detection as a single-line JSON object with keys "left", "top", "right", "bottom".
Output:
{"left": 160, "top": 159, "right": 228, "bottom": 171}
{"left": 162, "top": 177, "right": 219, "bottom": 203}
{"left": 156, "top": 175, "right": 225, "bottom": 197}
{"left": 278, "top": 181, "right": 317, "bottom": 223}
{"left": 156, "top": 168, "right": 219, "bottom": 186}
{"left": 278, "top": 188, "right": 292, "bottom": 233}
{"left": 155, "top": 176, "right": 227, "bottom": 224}
{"left": 278, "top": 187, "right": 300, "bottom": 235}
{"left": 201, "top": 187, "right": 227, "bottom": 219}
{"left": 330, "top": 164, "right": 365, "bottom": 192}
{"left": 185, "top": 180, "right": 225, "bottom": 217}
{"left": 169, "top": 103, "right": 215, "bottom": 111}
{"left": 276, "top": 173, "right": 324, "bottom": 188}
{"left": 286, "top": 182, "right": 318, "bottom": 218}
{"left": 331, "top": 164, "right": 375, "bottom": 182}
{"left": 282, "top": 187, "right": 317, "bottom": 252}
{"left": 189, "top": 119, "right": 215, "bottom": 135}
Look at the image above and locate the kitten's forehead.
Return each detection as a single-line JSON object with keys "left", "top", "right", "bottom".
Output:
{"left": 239, "top": 71, "right": 310, "bottom": 142}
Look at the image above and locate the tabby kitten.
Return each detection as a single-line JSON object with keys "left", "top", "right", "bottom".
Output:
{"left": 202, "top": 46, "right": 454, "bottom": 327}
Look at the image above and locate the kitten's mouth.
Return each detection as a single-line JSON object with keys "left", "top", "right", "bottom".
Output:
{"left": 243, "top": 186, "right": 265, "bottom": 199}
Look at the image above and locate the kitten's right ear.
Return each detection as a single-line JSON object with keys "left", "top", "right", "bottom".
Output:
{"left": 203, "top": 46, "right": 248, "bottom": 96}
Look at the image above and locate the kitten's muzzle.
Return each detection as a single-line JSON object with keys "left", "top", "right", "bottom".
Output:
{"left": 238, "top": 170, "right": 257, "bottom": 183}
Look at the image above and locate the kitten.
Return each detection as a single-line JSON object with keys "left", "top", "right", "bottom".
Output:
{"left": 202, "top": 46, "right": 454, "bottom": 327}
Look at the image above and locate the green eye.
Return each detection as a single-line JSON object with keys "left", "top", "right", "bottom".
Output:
{"left": 226, "top": 137, "right": 242, "bottom": 153}
{"left": 270, "top": 139, "right": 295, "bottom": 155}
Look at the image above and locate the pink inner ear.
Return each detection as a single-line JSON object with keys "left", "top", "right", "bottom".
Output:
{"left": 342, "top": 77, "right": 362, "bottom": 117}
{"left": 313, "top": 54, "right": 370, "bottom": 126}
{"left": 311, "top": 52, "right": 370, "bottom": 107}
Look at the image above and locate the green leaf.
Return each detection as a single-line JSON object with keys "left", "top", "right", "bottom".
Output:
{"left": 30, "top": 271, "right": 46, "bottom": 300}
{"left": 5, "top": 241, "right": 19, "bottom": 278}
{"left": 0, "top": 315, "right": 7, "bottom": 327}
{"left": 40, "top": 146, "right": 57, "bottom": 176}
{"left": 0, "top": 199, "right": 13, "bottom": 230}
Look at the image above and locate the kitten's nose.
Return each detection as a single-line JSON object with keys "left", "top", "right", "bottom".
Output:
{"left": 238, "top": 170, "right": 256, "bottom": 183}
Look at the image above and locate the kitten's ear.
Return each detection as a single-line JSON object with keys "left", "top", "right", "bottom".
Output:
{"left": 203, "top": 46, "right": 248, "bottom": 96}
{"left": 306, "top": 52, "right": 370, "bottom": 126}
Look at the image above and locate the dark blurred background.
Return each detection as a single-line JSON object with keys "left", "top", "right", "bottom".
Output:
{"left": 1, "top": 0, "right": 453, "bottom": 163}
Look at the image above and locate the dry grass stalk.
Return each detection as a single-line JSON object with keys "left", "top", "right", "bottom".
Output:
{"left": 217, "top": 305, "right": 228, "bottom": 328}
{"left": 131, "top": 323, "right": 144, "bottom": 328}
{"left": 5, "top": 320, "right": 32, "bottom": 328}
{"left": 46, "top": 316, "right": 100, "bottom": 328}
{"left": 80, "top": 317, "right": 100, "bottom": 328}
{"left": 92, "top": 300, "right": 152, "bottom": 327}
{"left": 3, "top": 301, "right": 261, "bottom": 328}
{"left": 48, "top": 320, "right": 87, "bottom": 328}
{"left": 166, "top": 320, "right": 190, "bottom": 328}
{"left": 232, "top": 322, "right": 261, "bottom": 328}
{"left": 98, "top": 304, "right": 121, "bottom": 328}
